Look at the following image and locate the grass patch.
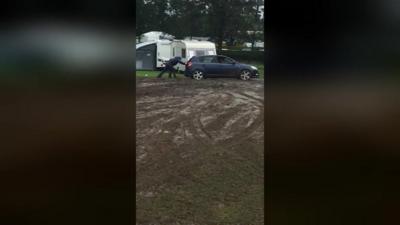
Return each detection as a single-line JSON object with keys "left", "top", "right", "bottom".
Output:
{"left": 135, "top": 70, "right": 160, "bottom": 77}
{"left": 136, "top": 144, "right": 264, "bottom": 224}
{"left": 135, "top": 70, "right": 188, "bottom": 79}
{"left": 253, "top": 63, "right": 264, "bottom": 79}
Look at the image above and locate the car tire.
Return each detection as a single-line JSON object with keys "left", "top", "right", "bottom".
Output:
{"left": 192, "top": 70, "right": 204, "bottom": 80}
{"left": 240, "top": 69, "right": 251, "bottom": 81}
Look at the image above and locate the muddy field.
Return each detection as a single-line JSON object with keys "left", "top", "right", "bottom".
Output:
{"left": 266, "top": 82, "right": 400, "bottom": 225}
{"left": 0, "top": 84, "right": 131, "bottom": 225}
{"left": 136, "top": 77, "right": 264, "bottom": 224}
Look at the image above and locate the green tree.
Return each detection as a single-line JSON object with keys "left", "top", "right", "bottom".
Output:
{"left": 136, "top": 0, "right": 264, "bottom": 49}
{"left": 166, "top": 0, "right": 208, "bottom": 39}
{"left": 204, "top": 0, "right": 263, "bottom": 51}
{"left": 136, "top": 0, "right": 170, "bottom": 38}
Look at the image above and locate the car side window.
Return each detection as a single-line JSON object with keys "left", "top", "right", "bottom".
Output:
{"left": 200, "top": 56, "right": 215, "bottom": 63}
{"left": 224, "top": 57, "right": 235, "bottom": 64}
{"left": 218, "top": 56, "right": 234, "bottom": 64}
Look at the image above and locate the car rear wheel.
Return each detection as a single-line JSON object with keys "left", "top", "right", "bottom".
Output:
{"left": 193, "top": 70, "right": 204, "bottom": 80}
{"left": 240, "top": 70, "right": 251, "bottom": 81}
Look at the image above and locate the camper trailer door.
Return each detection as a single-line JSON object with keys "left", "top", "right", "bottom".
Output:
{"left": 157, "top": 42, "right": 172, "bottom": 68}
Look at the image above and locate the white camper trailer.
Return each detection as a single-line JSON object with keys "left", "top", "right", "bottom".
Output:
{"left": 170, "top": 40, "right": 216, "bottom": 71}
{"left": 139, "top": 31, "right": 174, "bottom": 43}
{"left": 136, "top": 39, "right": 216, "bottom": 71}
{"left": 136, "top": 40, "right": 172, "bottom": 70}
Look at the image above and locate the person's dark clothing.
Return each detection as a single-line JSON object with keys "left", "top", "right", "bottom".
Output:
{"left": 157, "top": 64, "right": 177, "bottom": 78}
{"left": 157, "top": 57, "right": 185, "bottom": 78}
{"left": 166, "top": 57, "right": 186, "bottom": 67}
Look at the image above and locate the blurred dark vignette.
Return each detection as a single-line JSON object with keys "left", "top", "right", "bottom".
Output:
{"left": 267, "top": 0, "right": 400, "bottom": 224}
{"left": 0, "top": 0, "right": 134, "bottom": 224}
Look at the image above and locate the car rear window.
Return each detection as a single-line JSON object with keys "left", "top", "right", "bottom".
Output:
{"left": 189, "top": 57, "right": 199, "bottom": 62}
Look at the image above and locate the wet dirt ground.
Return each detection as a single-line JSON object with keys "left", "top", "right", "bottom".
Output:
{"left": 136, "top": 77, "right": 264, "bottom": 224}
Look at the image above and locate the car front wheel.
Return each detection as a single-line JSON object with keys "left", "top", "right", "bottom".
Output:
{"left": 240, "top": 70, "right": 251, "bottom": 81}
{"left": 192, "top": 70, "right": 204, "bottom": 80}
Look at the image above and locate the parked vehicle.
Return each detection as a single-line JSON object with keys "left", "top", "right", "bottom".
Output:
{"left": 185, "top": 55, "right": 259, "bottom": 80}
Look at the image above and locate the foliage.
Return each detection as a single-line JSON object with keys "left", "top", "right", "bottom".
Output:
{"left": 220, "top": 49, "right": 264, "bottom": 63}
{"left": 136, "top": 0, "right": 264, "bottom": 49}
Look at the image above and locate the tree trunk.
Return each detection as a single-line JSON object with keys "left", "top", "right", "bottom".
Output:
{"left": 217, "top": 33, "right": 223, "bottom": 53}
{"left": 229, "top": 36, "right": 234, "bottom": 46}
{"left": 214, "top": 18, "right": 225, "bottom": 52}
{"left": 217, "top": 14, "right": 225, "bottom": 52}
{"left": 251, "top": 0, "right": 260, "bottom": 51}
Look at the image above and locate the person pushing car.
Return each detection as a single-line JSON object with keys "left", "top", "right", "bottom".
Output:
{"left": 157, "top": 56, "right": 186, "bottom": 78}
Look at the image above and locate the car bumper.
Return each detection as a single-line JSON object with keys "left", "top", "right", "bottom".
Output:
{"left": 184, "top": 70, "right": 193, "bottom": 77}
{"left": 251, "top": 70, "right": 260, "bottom": 78}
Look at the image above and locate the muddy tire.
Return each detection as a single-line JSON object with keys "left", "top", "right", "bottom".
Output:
{"left": 240, "top": 69, "right": 251, "bottom": 81}
{"left": 192, "top": 70, "right": 204, "bottom": 80}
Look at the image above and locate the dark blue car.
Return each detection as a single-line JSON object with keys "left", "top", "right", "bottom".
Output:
{"left": 184, "top": 55, "right": 259, "bottom": 80}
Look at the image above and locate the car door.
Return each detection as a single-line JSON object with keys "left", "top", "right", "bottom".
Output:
{"left": 201, "top": 56, "right": 219, "bottom": 76}
{"left": 217, "top": 56, "right": 238, "bottom": 77}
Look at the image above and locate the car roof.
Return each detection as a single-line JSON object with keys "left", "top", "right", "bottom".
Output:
{"left": 191, "top": 55, "right": 236, "bottom": 62}
{"left": 196, "top": 55, "right": 231, "bottom": 58}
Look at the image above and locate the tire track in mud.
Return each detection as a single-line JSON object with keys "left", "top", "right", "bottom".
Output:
{"left": 192, "top": 91, "right": 263, "bottom": 143}
{"left": 136, "top": 78, "right": 264, "bottom": 224}
{"left": 136, "top": 79, "right": 264, "bottom": 163}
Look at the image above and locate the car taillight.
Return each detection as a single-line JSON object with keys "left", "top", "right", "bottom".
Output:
{"left": 187, "top": 62, "right": 192, "bottom": 68}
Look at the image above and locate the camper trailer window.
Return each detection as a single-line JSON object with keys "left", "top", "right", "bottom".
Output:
{"left": 173, "top": 48, "right": 175, "bottom": 56}
{"left": 195, "top": 50, "right": 205, "bottom": 56}
{"left": 182, "top": 49, "right": 186, "bottom": 58}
